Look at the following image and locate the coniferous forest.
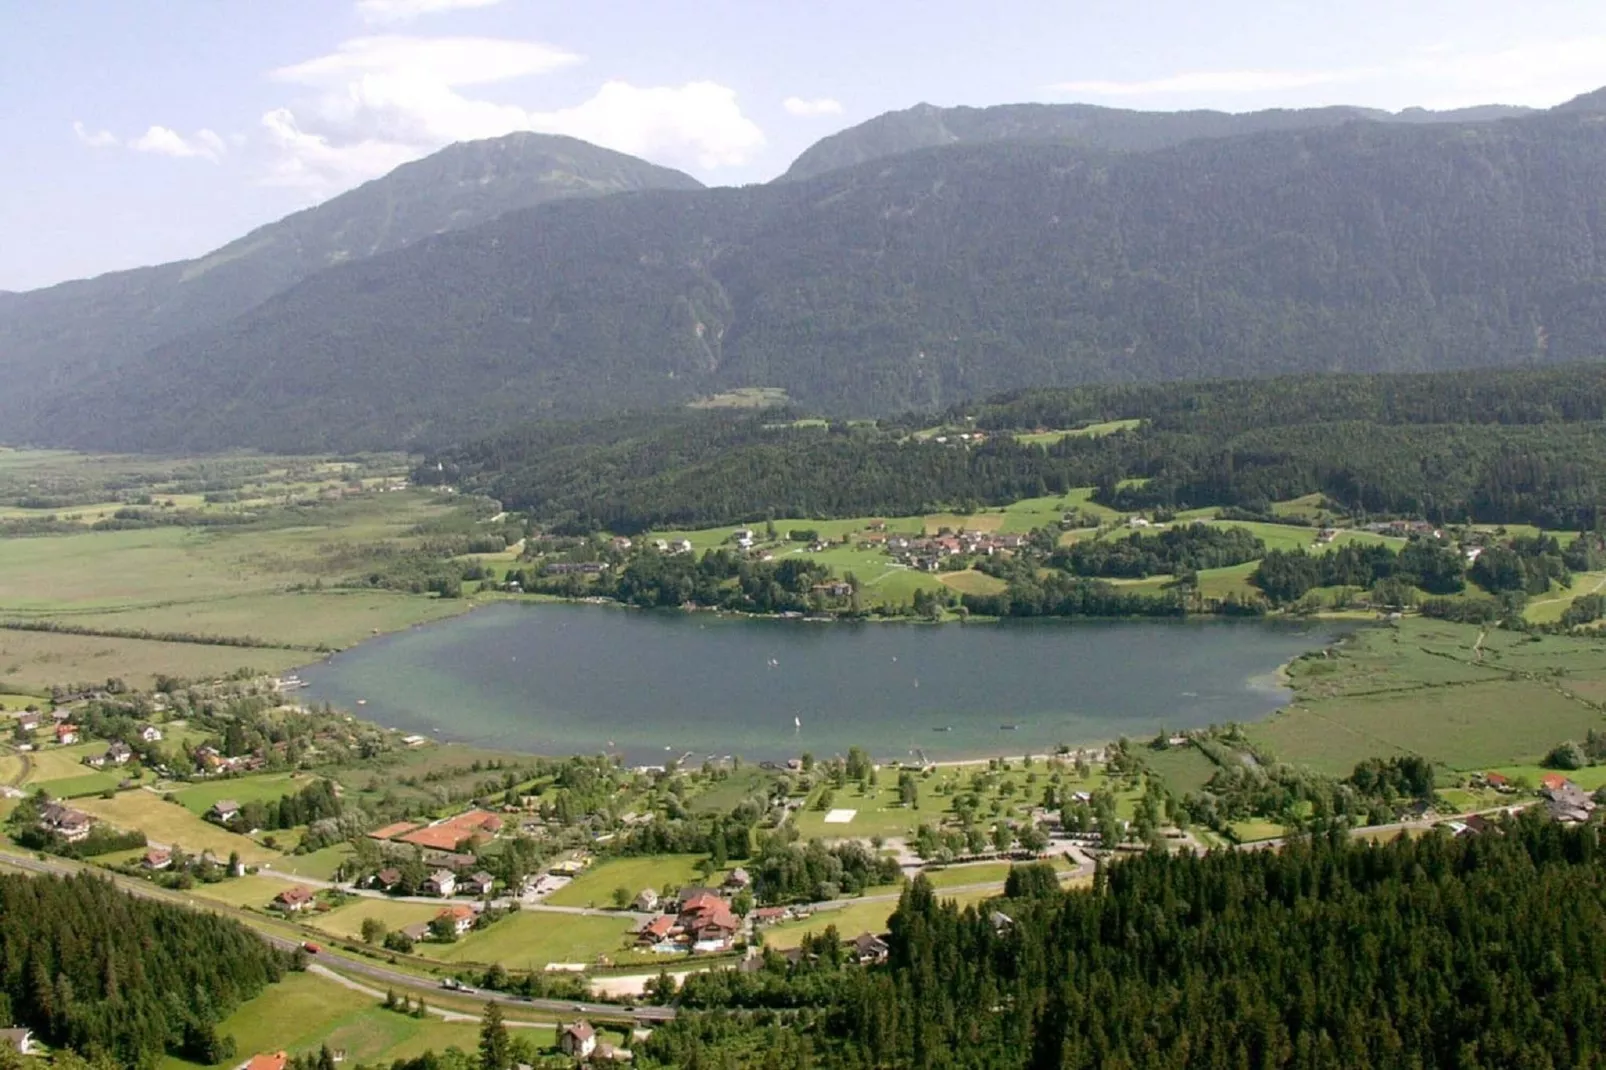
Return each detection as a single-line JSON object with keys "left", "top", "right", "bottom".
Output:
{"left": 423, "top": 362, "right": 1606, "bottom": 534}
{"left": 0, "top": 873, "right": 287, "bottom": 1067}
{"left": 642, "top": 815, "right": 1606, "bottom": 1069}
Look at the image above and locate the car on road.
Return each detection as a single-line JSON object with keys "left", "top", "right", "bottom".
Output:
{"left": 302, "top": 942, "right": 321, "bottom": 954}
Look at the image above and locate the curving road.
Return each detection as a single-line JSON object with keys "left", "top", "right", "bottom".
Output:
{"left": 0, "top": 850, "right": 674, "bottom": 1024}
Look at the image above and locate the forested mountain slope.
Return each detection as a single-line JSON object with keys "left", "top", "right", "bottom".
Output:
{"left": 779, "top": 98, "right": 1534, "bottom": 181}
{"left": 36, "top": 104, "right": 1606, "bottom": 453}
{"left": 425, "top": 363, "right": 1606, "bottom": 533}
{"left": 0, "top": 132, "right": 701, "bottom": 434}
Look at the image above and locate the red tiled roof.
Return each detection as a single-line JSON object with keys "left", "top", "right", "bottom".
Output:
{"left": 437, "top": 904, "right": 475, "bottom": 921}
{"left": 1541, "top": 773, "right": 1570, "bottom": 791}
{"left": 275, "top": 886, "right": 314, "bottom": 905}
{"left": 642, "top": 916, "right": 675, "bottom": 937}
{"left": 1485, "top": 772, "right": 1509, "bottom": 786}
{"left": 400, "top": 826, "right": 472, "bottom": 852}
{"left": 246, "top": 1053, "right": 288, "bottom": 1070}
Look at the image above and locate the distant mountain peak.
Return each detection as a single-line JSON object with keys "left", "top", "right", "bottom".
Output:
{"left": 1553, "top": 86, "right": 1606, "bottom": 113}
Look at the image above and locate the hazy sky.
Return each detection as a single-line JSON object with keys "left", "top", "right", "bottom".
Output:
{"left": 5, "top": 0, "right": 1606, "bottom": 292}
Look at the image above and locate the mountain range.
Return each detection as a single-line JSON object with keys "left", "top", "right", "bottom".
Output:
{"left": 6, "top": 92, "right": 1606, "bottom": 453}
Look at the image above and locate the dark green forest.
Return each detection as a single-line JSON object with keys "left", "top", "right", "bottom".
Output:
{"left": 641, "top": 815, "right": 1606, "bottom": 1069}
{"left": 423, "top": 363, "right": 1606, "bottom": 533}
{"left": 0, "top": 872, "right": 287, "bottom": 1067}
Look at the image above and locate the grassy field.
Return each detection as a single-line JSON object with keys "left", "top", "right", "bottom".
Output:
{"left": 1014, "top": 420, "right": 1142, "bottom": 446}
{"left": 764, "top": 898, "right": 901, "bottom": 947}
{"left": 172, "top": 772, "right": 309, "bottom": 814}
{"left": 184, "top": 873, "right": 308, "bottom": 908}
{"left": 1252, "top": 619, "right": 1606, "bottom": 775}
{"left": 0, "top": 628, "right": 305, "bottom": 692}
{"left": 1525, "top": 571, "right": 1606, "bottom": 625}
{"left": 1140, "top": 745, "right": 1221, "bottom": 797}
{"left": 155, "top": 970, "right": 523, "bottom": 1070}
{"left": 310, "top": 898, "right": 444, "bottom": 940}
{"left": 273, "top": 844, "right": 358, "bottom": 881}
{"left": 74, "top": 790, "right": 280, "bottom": 862}
{"left": 542, "top": 855, "right": 709, "bottom": 907}
{"left": 939, "top": 570, "right": 1008, "bottom": 596}
{"left": 434, "top": 912, "right": 634, "bottom": 968}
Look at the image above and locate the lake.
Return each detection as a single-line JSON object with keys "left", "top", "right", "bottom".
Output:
{"left": 295, "top": 604, "right": 1349, "bottom": 764}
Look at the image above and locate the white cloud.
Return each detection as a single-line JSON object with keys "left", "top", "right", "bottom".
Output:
{"left": 783, "top": 96, "right": 843, "bottom": 117}
{"left": 128, "top": 125, "right": 226, "bottom": 161}
{"left": 274, "top": 35, "right": 580, "bottom": 89}
{"left": 261, "top": 34, "right": 764, "bottom": 193}
{"left": 72, "top": 120, "right": 118, "bottom": 148}
{"left": 1049, "top": 36, "right": 1606, "bottom": 111}
{"left": 356, "top": 0, "right": 505, "bottom": 25}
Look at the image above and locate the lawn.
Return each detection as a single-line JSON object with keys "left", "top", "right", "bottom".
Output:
{"left": 310, "top": 898, "right": 444, "bottom": 940}
{"left": 187, "top": 873, "right": 311, "bottom": 909}
{"left": 940, "top": 570, "right": 1008, "bottom": 596}
{"left": 433, "top": 912, "right": 634, "bottom": 969}
{"left": 1231, "top": 820, "right": 1285, "bottom": 843}
{"left": 919, "top": 861, "right": 1013, "bottom": 889}
{"left": 764, "top": 898, "right": 901, "bottom": 947}
{"left": 542, "top": 855, "right": 709, "bottom": 907}
{"left": 172, "top": 772, "right": 308, "bottom": 814}
{"left": 74, "top": 790, "right": 280, "bottom": 862}
{"left": 273, "top": 843, "right": 357, "bottom": 881}
{"left": 155, "top": 970, "right": 525, "bottom": 1070}
{"left": 1140, "top": 745, "right": 1221, "bottom": 797}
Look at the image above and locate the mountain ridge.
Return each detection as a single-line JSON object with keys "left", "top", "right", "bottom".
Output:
{"left": 29, "top": 105, "right": 1606, "bottom": 454}
{"left": 779, "top": 98, "right": 1537, "bottom": 181}
{"left": 0, "top": 131, "right": 702, "bottom": 432}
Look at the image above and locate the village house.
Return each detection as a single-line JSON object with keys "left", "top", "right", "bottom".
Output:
{"left": 810, "top": 582, "right": 853, "bottom": 599}
{"left": 751, "top": 906, "right": 789, "bottom": 926}
{"left": 55, "top": 723, "right": 80, "bottom": 745}
{"left": 850, "top": 932, "right": 889, "bottom": 965}
{"left": 422, "top": 869, "right": 457, "bottom": 897}
{"left": 207, "top": 799, "right": 241, "bottom": 824}
{"left": 400, "top": 922, "right": 432, "bottom": 943}
{"left": 723, "top": 868, "right": 752, "bottom": 891}
{"left": 633, "top": 888, "right": 660, "bottom": 912}
{"left": 560, "top": 1021, "right": 597, "bottom": 1059}
{"left": 636, "top": 915, "right": 676, "bottom": 947}
{"left": 40, "top": 801, "right": 94, "bottom": 842}
{"left": 104, "top": 741, "right": 133, "bottom": 765}
{"left": 13, "top": 712, "right": 40, "bottom": 733}
{"left": 143, "top": 847, "right": 173, "bottom": 870}
{"left": 271, "top": 886, "right": 315, "bottom": 913}
{"left": 372, "top": 867, "right": 402, "bottom": 891}
{"left": 435, "top": 904, "right": 477, "bottom": 937}
{"left": 1482, "top": 772, "right": 1514, "bottom": 793}
{"left": 460, "top": 870, "right": 495, "bottom": 896}
{"left": 0, "top": 1029, "right": 35, "bottom": 1056}
{"left": 138, "top": 724, "right": 163, "bottom": 742}
{"left": 1541, "top": 777, "right": 1597, "bottom": 824}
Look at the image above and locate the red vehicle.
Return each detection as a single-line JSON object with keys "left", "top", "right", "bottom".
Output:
{"left": 302, "top": 942, "right": 322, "bottom": 954}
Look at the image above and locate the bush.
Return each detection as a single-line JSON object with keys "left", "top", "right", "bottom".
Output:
{"left": 1544, "top": 740, "right": 1588, "bottom": 771}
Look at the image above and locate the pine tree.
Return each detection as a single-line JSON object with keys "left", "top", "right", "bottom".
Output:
{"left": 478, "top": 1001, "right": 510, "bottom": 1070}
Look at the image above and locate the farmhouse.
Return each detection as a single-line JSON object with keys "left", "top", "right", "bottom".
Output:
{"left": 723, "top": 868, "right": 752, "bottom": 890}
{"left": 13, "top": 712, "right": 40, "bottom": 733}
{"left": 372, "top": 867, "right": 402, "bottom": 891}
{"left": 55, "top": 723, "right": 80, "bottom": 745}
{"left": 633, "top": 888, "right": 660, "bottom": 912}
{"left": 39, "top": 802, "right": 94, "bottom": 842}
{"left": 636, "top": 915, "right": 676, "bottom": 946}
{"left": 104, "top": 741, "right": 133, "bottom": 765}
{"left": 207, "top": 800, "right": 241, "bottom": 824}
{"left": 560, "top": 1021, "right": 597, "bottom": 1059}
{"left": 0, "top": 1029, "right": 34, "bottom": 1055}
{"left": 143, "top": 847, "right": 173, "bottom": 870}
{"left": 850, "top": 932, "right": 889, "bottom": 965}
{"left": 138, "top": 724, "right": 163, "bottom": 742}
{"left": 422, "top": 869, "right": 457, "bottom": 897}
{"left": 460, "top": 870, "right": 495, "bottom": 896}
{"left": 271, "top": 886, "right": 315, "bottom": 913}
{"left": 435, "top": 904, "right": 477, "bottom": 936}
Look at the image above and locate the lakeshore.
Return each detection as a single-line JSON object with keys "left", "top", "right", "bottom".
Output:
{"left": 296, "top": 602, "right": 1347, "bottom": 764}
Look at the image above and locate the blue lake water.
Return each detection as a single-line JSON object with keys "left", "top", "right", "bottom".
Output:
{"left": 295, "top": 603, "right": 1347, "bottom": 764}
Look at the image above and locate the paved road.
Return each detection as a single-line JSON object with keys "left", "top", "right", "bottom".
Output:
{"left": 0, "top": 850, "right": 675, "bottom": 1024}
